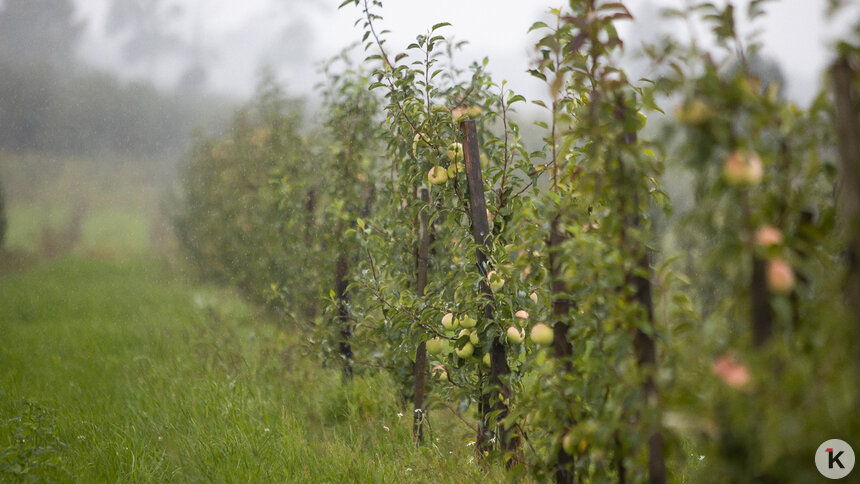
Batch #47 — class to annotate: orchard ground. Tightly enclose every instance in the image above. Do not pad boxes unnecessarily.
[0,255,502,482]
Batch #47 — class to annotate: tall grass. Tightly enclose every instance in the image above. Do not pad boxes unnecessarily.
[0,258,502,482]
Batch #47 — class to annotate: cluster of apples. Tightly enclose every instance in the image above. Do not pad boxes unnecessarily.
[426,294,555,370]
[426,142,489,186]
[723,149,763,187]
[754,224,795,294]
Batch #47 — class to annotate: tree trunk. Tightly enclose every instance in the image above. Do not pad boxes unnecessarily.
[335,253,352,380]
[549,215,575,483]
[413,187,431,443]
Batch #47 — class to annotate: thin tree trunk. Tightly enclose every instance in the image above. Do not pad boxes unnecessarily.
[413,188,431,443]
[335,250,352,380]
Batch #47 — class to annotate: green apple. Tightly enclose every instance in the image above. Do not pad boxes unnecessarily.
[458,328,478,346]
[447,162,464,179]
[459,315,477,329]
[445,142,463,162]
[483,353,491,367]
[480,152,488,169]
[426,337,444,355]
[487,270,504,292]
[441,312,457,330]
[455,342,474,358]
[674,99,710,125]
[562,431,575,455]
[506,326,524,344]
[412,132,427,157]
[530,323,554,346]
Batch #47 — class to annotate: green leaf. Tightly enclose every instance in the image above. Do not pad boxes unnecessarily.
[528,21,549,33]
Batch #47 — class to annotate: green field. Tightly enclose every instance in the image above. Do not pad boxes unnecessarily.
[0,258,497,482]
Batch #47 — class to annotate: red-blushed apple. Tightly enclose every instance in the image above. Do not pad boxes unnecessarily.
[445,142,463,162]
[755,225,783,247]
[515,310,529,319]
[723,149,763,187]
[767,258,795,294]
[428,166,448,185]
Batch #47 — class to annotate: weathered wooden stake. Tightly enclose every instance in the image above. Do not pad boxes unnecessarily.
[460,120,518,457]
[549,215,575,484]
[832,57,860,323]
[616,98,665,484]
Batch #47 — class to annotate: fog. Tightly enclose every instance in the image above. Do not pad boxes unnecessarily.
[0,0,858,258]
[71,0,860,105]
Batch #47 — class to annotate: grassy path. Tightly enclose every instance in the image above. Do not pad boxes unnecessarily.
[0,258,491,483]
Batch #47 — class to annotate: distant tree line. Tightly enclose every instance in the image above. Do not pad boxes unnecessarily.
[0,0,226,157]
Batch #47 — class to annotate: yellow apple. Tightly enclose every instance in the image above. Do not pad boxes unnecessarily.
[562,431,575,455]
[441,312,457,331]
[506,326,525,344]
[426,337,444,355]
[487,270,505,292]
[459,315,477,329]
[530,323,554,346]
[455,342,474,358]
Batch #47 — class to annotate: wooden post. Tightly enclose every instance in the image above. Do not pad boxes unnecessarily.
[616,98,665,484]
[831,57,860,323]
[750,255,774,346]
[0,176,6,248]
[460,120,517,457]
[413,188,431,443]
[549,215,575,484]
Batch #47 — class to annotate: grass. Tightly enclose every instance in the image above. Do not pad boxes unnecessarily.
[0,257,500,482]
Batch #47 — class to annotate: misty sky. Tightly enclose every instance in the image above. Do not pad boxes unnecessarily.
[73,0,859,106]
